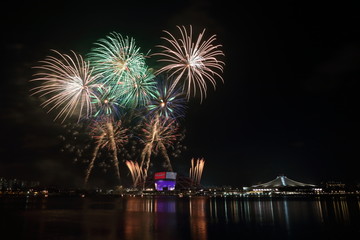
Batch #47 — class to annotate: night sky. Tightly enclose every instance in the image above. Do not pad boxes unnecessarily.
[1,1,359,188]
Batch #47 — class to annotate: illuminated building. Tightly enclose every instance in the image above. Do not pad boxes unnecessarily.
[0,177,40,191]
[321,181,349,194]
[244,175,318,194]
[154,172,177,191]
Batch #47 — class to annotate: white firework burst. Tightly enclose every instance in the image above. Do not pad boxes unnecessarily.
[155,25,225,102]
[30,50,103,123]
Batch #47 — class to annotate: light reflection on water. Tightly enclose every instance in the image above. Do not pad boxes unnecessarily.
[1,195,359,240]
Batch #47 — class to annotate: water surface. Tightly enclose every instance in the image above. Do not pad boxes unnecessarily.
[1,195,359,240]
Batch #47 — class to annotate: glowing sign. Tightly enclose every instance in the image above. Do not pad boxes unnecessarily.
[154,172,177,180]
[166,172,177,180]
[154,172,166,180]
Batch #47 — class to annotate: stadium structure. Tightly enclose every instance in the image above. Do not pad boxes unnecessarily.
[244,175,319,194]
[137,172,194,191]
[133,159,204,191]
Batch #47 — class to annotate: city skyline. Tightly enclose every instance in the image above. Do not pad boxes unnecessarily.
[1,1,359,188]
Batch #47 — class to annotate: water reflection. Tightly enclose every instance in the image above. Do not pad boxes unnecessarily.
[189,197,208,240]
[121,196,178,239]
[332,197,350,223]
[82,206,119,239]
[1,195,359,240]
[122,197,154,240]
[207,196,359,232]
[314,197,325,223]
[155,197,176,213]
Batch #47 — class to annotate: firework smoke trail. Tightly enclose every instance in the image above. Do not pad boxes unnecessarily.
[30,50,103,123]
[85,118,128,185]
[189,158,205,186]
[155,25,225,102]
[125,160,146,187]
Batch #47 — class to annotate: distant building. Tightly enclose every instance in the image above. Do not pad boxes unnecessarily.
[321,181,348,194]
[244,175,319,194]
[0,177,40,191]
[154,172,177,191]
[324,181,345,188]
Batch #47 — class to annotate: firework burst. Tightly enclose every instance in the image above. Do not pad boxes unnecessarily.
[31,50,103,122]
[87,32,147,94]
[92,89,124,119]
[155,25,225,102]
[147,75,187,119]
[30,26,225,188]
[118,67,158,108]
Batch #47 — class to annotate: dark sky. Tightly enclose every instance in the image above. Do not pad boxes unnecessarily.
[1,1,359,188]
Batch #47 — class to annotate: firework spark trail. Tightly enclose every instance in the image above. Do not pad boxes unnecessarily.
[155,116,179,172]
[126,160,146,187]
[135,122,156,187]
[85,132,106,184]
[155,25,225,102]
[159,142,173,171]
[189,158,205,186]
[125,160,137,185]
[30,50,103,123]
[140,144,154,189]
[145,115,177,171]
[86,118,128,185]
[106,121,121,181]
[197,159,205,185]
[135,115,178,187]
